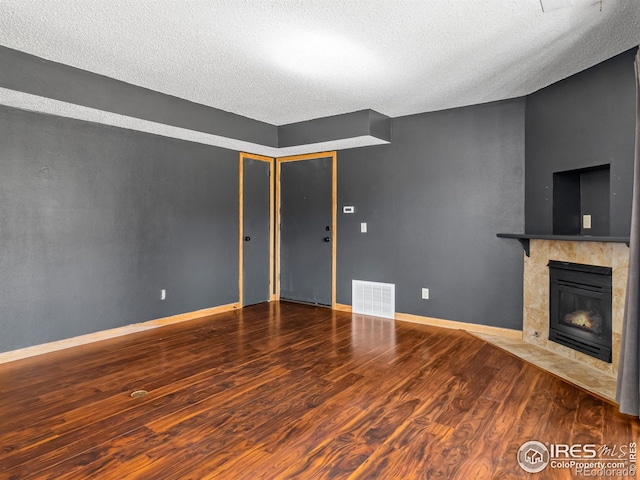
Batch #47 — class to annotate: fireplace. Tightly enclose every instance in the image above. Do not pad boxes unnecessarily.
[548,261,612,363]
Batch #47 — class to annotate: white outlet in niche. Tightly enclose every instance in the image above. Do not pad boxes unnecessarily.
[583,214,592,229]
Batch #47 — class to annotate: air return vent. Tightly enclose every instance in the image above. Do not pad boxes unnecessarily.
[352,280,395,319]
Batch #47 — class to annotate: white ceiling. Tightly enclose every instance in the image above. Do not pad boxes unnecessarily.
[0,0,639,126]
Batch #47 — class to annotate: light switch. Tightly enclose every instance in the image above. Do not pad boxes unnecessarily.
[343,206,355,214]
[360,222,367,233]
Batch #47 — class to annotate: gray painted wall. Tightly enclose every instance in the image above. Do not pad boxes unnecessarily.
[337,99,525,330]
[0,105,239,353]
[525,48,637,236]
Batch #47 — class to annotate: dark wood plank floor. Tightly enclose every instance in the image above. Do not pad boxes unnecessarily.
[0,302,637,479]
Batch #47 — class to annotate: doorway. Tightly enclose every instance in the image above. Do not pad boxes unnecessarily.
[239,153,274,307]
[276,152,336,307]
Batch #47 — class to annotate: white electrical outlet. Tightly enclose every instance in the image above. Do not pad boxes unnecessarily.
[422,288,429,300]
[161,289,166,300]
[360,222,367,233]
[583,214,592,229]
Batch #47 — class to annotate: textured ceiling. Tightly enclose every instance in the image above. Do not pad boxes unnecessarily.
[0,0,639,126]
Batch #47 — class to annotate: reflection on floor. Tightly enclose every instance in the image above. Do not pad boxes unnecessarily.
[471,332,617,403]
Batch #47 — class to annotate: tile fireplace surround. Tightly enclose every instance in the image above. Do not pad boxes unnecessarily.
[523,239,629,377]
[475,239,629,402]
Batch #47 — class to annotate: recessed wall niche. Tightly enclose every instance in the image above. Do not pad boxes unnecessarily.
[552,164,610,236]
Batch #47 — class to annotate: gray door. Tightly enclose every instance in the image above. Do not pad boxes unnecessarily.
[242,157,271,306]
[280,156,333,305]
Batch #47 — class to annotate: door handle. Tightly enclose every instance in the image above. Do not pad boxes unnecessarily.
[244,236,251,241]
[324,237,331,242]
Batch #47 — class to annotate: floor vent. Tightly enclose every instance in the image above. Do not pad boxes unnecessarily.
[352,280,395,319]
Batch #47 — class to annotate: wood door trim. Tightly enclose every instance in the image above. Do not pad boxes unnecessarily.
[277,152,335,163]
[239,152,274,307]
[275,151,337,307]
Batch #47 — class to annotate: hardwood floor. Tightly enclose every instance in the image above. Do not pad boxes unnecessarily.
[0,302,637,479]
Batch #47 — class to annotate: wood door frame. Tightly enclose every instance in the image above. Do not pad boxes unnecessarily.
[239,152,275,307]
[276,151,337,308]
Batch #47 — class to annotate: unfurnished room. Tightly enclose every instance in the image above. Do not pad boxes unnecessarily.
[1,1,640,478]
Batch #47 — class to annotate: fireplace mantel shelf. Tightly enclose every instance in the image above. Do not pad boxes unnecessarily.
[497,233,630,257]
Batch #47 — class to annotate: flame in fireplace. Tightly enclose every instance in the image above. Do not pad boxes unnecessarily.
[563,310,602,334]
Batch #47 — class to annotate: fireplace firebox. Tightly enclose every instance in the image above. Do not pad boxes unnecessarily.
[548,261,612,363]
